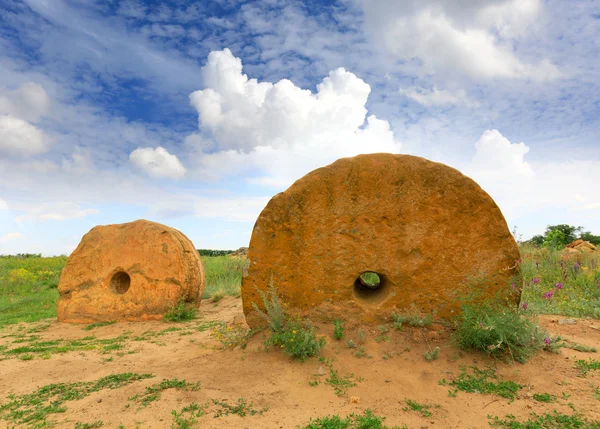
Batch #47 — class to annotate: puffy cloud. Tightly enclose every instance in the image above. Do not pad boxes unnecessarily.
[129,146,187,179]
[472,129,533,179]
[400,86,478,107]
[15,202,99,222]
[188,49,400,187]
[361,0,559,80]
[0,232,24,243]
[0,82,50,123]
[0,115,49,156]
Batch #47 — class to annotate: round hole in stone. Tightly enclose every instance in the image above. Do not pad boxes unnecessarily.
[353,271,390,305]
[110,271,131,294]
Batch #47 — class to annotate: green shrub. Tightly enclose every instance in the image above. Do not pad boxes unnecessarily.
[163,299,197,322]
[255,285,325,361]
[333,320,344,340]
[453,302,547,363]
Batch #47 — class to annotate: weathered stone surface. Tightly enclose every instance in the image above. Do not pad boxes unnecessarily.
[58,219,205,323]
[242,153,521,327]
[566,239,596,252]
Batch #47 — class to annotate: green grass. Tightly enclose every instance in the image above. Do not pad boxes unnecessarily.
[575,358,600,377]
[82,321,116,331]
[74,421,104,429]
[299,409,404,429]
[488,410,600,428]
[0,255,66,328]
[163,299,197,322]
[532,392,556,403]
[171,403,205,428]
[402,399,438,417]
[202,256,246,299]
[129,379,201,408]
[519,244,600,318]
[321,358,360,397]
[447,367,521,401]
[391,310,432,328]
[333,320,344,340]
[0,373,153,427]
[211,397,267,417]
[0,255,245,329]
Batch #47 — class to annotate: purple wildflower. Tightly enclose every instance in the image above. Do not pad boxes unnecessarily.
[511,283,519,292]
[544,337,551,345]
[554,282,563,290]
[542,290,554,300]
[532,278,540,285]
[521,303,528,310]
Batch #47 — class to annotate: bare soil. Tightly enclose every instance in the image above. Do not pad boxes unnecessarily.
[1,297,600,428]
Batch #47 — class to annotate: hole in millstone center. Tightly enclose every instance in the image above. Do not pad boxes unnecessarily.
[110,271,131,294]
[353,271,390,305]
[358,272,381,289]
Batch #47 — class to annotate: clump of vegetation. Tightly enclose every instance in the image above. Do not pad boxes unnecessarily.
[129,378,201,408]
[163,299,197,322]
[321,358,360,397]
[82,321,116,331]
[171,403,205,429]
[402,399,438,417]
[448,367,521,401]
[575,358,600,377]
[0,373,153,427]
[453,300,548,363]
[391,310,432,328]
[254,286,325,361]
[202,256,247,298]
[212,397,267,417]
[74,421,104,429]
[211,324,253,349]
[300,409,403,429]
[532,392,556,403]
[424,346,440,362]
[333,320,344,340]
[488,410,600,428]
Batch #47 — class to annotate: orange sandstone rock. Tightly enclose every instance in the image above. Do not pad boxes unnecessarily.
[241,153,521,327]
[58,219,204,323]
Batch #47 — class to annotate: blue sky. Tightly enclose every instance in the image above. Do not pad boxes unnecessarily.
[0,0,599,255]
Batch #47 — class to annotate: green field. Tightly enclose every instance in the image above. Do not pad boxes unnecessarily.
[0,255,246,329]
[1,246,599,329]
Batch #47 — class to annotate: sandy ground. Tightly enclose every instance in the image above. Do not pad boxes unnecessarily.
[1,297,600,429]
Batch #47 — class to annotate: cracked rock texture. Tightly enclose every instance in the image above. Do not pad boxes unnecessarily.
[242,153,521,327]
[58,219,204,323]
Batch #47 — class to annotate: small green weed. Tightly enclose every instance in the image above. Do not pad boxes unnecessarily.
[392,311,432,327]
[488,410,600,428]
[211,324,253,349]
[299,409,403,429]
[212,397,267,417]
[532,392,556,403]
[74,421,104,429]
[129,379,201,408]
[171,403,205,429]
[322,359,360,397]
[449,367,521,401]
[424,347,440,362]
[82,321,116,331]
[163,299,197,322]
[402,399,438,417]
[333,320,344,340]
[576,358,600,377]
[256,286,325,361]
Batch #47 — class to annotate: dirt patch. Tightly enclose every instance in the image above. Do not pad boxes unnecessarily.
[1,297,600,428]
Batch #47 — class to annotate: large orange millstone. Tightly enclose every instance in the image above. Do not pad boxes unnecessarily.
[57,219,205,323]
[242,153,521,327]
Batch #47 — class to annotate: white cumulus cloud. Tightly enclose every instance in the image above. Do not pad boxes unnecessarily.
[0,82,51,122]
[0,115,49,157]
[472,129,533,179]
[15,202,99,222]
[129,146,187,179]
[361,0,559,80]
[188,48,401,187]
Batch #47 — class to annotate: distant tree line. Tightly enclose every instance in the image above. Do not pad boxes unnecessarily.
[197,249,235,257]
[525,224,600,248]
[0,253,43,259]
